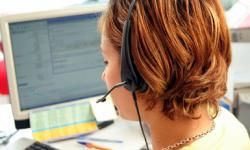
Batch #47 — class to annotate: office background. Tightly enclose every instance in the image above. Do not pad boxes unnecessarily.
[0,0,250,149]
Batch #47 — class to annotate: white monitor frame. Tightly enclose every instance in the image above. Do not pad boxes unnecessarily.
[0,4,106,122]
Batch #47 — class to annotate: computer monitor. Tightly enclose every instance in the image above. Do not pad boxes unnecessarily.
[0,4,107,129]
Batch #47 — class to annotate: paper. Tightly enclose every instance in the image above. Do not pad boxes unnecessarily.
[30,101,98,142]
[90,96,117,122]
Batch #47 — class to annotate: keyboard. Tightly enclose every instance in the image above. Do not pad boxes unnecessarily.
[6,138,58,150]
[25,141,58,150]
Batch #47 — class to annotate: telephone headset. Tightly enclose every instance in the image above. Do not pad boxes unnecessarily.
[120,0,147,92]
[97,0,147,103]
[97,0,150,149]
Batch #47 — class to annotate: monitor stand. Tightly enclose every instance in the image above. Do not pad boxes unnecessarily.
[15,119,30,129]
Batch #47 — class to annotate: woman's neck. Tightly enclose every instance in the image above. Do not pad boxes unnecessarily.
[144,104,213,150]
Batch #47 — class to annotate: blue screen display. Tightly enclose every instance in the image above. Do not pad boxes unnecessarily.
[9,13,106,110]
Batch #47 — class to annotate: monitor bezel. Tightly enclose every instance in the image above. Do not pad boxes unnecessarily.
[0,4,106,124]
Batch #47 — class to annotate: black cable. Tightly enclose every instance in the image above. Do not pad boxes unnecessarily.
[132,91,149,150]
[1,130,18,145]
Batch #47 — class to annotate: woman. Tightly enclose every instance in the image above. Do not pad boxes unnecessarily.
[99,0,250,149]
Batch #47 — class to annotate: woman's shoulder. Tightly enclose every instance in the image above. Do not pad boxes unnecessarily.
[182,107,250,150]
[213,107,250,149]
[215,107,248,134]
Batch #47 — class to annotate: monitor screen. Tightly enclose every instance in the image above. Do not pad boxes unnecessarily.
[0,5,106,129]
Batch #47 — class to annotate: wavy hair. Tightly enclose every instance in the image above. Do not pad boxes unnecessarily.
[99,0,231,119]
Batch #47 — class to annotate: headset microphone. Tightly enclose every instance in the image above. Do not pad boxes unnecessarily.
[96,81,127,103]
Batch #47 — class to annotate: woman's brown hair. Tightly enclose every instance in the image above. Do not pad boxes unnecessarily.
[99,0,231,119]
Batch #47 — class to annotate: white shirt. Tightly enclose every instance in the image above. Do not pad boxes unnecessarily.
[182,107,250,150]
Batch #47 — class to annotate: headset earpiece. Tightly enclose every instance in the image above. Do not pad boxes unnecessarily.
[120,15,147,92]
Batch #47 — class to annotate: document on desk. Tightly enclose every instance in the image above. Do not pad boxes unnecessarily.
[90,96,117,122]
[30,101,98,142]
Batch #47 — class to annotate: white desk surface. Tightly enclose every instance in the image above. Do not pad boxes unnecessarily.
[0,103,149,150]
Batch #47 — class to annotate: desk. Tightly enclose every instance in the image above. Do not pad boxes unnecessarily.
[0,104,149,150]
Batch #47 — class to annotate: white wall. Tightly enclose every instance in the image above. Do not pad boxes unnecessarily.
[231,43,250,86]
[0,0,86,15]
